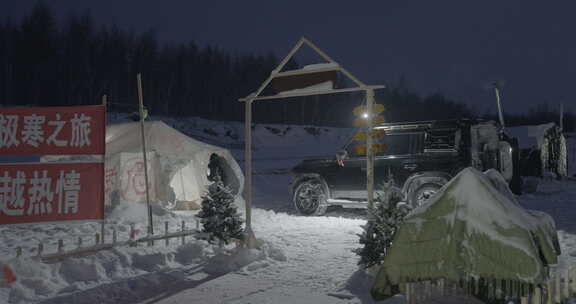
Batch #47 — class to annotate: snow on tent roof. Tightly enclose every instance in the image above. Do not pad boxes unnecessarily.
[106,120,226,158]
[105,121,243,207]
[372,167,558,301]
[506,123,556,149]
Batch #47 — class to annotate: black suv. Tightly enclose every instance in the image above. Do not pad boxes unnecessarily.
[289,119,521,215]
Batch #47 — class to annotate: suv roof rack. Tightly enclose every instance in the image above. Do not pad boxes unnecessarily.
[375,118,485,130]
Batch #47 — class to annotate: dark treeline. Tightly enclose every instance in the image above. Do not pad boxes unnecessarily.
[1,2,573,130]
[0,2,278,122]
[0,2,477,126]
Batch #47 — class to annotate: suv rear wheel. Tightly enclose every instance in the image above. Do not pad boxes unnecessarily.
[293,179,328,216]
[409,183,441,208]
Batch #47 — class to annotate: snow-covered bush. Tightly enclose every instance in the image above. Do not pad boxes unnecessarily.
[196,180,243,246]
[355,180,411,268]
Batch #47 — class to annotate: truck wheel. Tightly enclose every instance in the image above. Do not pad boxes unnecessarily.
[293,179,328,216]
[409,183,441,208]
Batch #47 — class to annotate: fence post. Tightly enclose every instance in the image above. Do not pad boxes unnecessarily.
[16,247,22,258]
[181,221,185,245]
[568,267,576,296]
[57,239,64,253]
[101,221,105,244]
[561,270,567,302]
[196,218,200,230]
[112,229,117,244]
[424,280,431,301]
[555,270,561,304]
[439,278,445,296]
[78,237,82,248]
[95,233,100,245]
[130,224,135,241]
[533,285,542,304]
[37,242,43,257]
[565,268,572,301]
[165,221,169,246]
[406,283,412,304]
[546,279,553,304]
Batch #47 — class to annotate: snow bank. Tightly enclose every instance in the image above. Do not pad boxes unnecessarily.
[1,244,188,302]
[204,248,265,276]
[0,232,289,303]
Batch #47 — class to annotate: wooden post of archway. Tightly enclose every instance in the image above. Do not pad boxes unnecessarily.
[239,37,385,248]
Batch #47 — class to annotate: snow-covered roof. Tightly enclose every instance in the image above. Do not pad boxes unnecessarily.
[302,62,339,70]
[277,81,334,95]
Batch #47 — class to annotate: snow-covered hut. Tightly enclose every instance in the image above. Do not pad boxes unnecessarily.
[506,123,567,178]
[104,121,243,209]
[371,167,559,301]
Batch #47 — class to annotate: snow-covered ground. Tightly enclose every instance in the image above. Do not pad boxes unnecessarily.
[1,116,575,304]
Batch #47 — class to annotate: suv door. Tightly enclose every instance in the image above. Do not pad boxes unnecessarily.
[326,154,366,199]
[373,132,426,188]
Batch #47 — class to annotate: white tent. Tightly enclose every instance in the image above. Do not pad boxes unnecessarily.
[104,121,243,209]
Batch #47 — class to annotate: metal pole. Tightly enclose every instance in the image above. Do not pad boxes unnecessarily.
[244,99,256,248]
[101,94,107,242]
[366,88,375,210]
[493,85,505,129]
[137,74,153,236]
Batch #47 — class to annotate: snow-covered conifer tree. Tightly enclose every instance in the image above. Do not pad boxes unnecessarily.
[196,180,243,245]
[355,178,411,268]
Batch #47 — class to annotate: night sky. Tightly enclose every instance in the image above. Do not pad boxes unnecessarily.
[2,1,575,114]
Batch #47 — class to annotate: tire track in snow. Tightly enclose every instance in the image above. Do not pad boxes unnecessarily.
[247,209,365,294]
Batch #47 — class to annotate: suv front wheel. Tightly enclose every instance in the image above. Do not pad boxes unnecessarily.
[409,183,442,208]
[293,179,328,216]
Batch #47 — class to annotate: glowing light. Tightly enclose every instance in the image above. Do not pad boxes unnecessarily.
[362,113,369,119]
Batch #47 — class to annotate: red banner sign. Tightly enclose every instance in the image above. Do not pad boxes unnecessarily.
[0,162,104,225]
[0,105,105,155]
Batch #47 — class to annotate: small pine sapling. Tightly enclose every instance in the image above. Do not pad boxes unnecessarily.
[355,176,412,268]
[196,178,243,246]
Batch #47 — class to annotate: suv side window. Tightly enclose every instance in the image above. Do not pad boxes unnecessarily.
[424,129,460,152]
[377,132,424,156]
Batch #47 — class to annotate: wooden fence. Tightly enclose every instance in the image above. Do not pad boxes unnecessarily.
[13,220,206,263]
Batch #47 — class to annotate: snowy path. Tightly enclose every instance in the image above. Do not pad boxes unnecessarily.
[250,209,365,293]
[517,178,576,271]
[146,209,366,304]
[518,179,576,234]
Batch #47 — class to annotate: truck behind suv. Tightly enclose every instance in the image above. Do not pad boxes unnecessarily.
[290,119,521,215]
